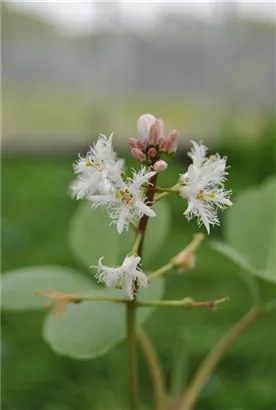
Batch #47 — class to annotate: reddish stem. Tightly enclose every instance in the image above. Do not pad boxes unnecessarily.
[137,173,158,256]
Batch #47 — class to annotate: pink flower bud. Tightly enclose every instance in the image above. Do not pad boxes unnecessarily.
[131,148,146,162]
[147,147,157,157]
[158,137,165,146]
[159,138,170,152]
[137,139,148,151]
[167,129,179,153]
[128,138,138,149]
[153,160,168,173]
[137,114,156,139]
[155,119,164,138]
[149,125,159,145]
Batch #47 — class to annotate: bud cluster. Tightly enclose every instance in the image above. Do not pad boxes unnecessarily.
[128,114,179,171]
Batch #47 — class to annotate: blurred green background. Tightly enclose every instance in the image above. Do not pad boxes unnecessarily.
[1,2,276,410]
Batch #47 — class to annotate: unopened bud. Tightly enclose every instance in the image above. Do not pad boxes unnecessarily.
[172,250,195,273]
[137,114,156,139]
[168,130,179,154]
[153,160,168,173]
[149,125,159,145]
[172,233,205,273]
[159,138,170,152]
[131,148,146,162]
[148,147,157,158]
[155,119,164,138]
[128,138,138,149]
[137,139,148,151]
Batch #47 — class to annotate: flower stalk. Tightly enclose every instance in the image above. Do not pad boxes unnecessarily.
[177,307,263,410]
[138,329,168,410]
[137,297,229,309]
[127,171,159,410]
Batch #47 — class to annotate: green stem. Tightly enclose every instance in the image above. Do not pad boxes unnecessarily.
[177,307,263,410]
[154,191,171,203]
[154,184,179,203]
[138,329,168,410]
[137,297,229,309]
[127,300,139,410]
[152,187,180,194]
[37,292,127,305]
[132,231,143,255]
[148,263,174,282]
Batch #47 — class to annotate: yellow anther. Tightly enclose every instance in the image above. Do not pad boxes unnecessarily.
[120,189,133,204]
[209,193,215,199]
[197,189,205,201]
[209,155,217,161]
[115,276,124,290]
[85,160,93,167]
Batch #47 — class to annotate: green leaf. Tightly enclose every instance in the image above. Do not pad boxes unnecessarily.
[43,278,164,360]
[1,266,92,310]
[212,177,276,284]
[69,201,119,268]
[226,177,276,273]
[118,200,171,265]
[210,241,262,303]
[69,200,171,268]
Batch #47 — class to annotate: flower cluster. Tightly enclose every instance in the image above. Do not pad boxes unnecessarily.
[94,255,147,300]
[129,114,179,171]
[70,115,233,299]
[179,141,232,234]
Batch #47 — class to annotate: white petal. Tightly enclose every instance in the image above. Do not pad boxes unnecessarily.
[137,200,156,217]
[117,208,128,234]
[123,255,141,271]
[197,206,210,234]
[187,165,198,189]
[179,186,192,200]
[132,170,156,190]
[188,140,208,168]
[135,270,148,288]
[184,200,195,218]
[87,194,115,203]
[124,276,134,300]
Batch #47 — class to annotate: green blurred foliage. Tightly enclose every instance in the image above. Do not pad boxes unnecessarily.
[2,123,276,410]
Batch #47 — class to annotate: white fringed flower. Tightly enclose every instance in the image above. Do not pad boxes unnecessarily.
[179,164,232,234]
[94,255,147,300]
[188,140,208,169]
[88,168,156,234]
[70,134,123,199]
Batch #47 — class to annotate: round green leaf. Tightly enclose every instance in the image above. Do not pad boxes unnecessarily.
[119,201,171,266]
[1,266,92,310]
[211,176,276,284]
[43,278,164,360]
[69,200,170,268]
[68,201,119,267]
[227,177,276,274]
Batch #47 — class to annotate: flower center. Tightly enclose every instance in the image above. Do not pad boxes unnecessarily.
[197,189,216,200]
[85,160,103,171]
[197,189,205,200]
[115,189,133,204]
